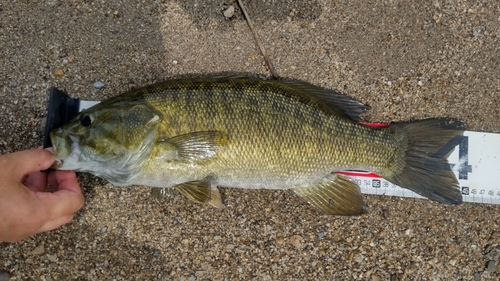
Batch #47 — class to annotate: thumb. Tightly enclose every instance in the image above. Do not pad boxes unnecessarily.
[4,149,54,178]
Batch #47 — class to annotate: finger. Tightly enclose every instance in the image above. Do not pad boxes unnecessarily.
[48,170,80,193]
[24,171,48,192]
[35,183,85,220]
[4,149,54,179]
[37,214,75,233]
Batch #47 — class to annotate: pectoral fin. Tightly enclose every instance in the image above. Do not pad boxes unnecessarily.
[164,131,228,162]
[291,174,367,216]
[174,180,224,208]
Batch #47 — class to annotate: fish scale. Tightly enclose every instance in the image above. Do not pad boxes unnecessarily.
[51,77,465,215]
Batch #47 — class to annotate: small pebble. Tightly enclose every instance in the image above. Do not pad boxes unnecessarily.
[275,236,284,246]
[0,270,11,281]
[31,245,45,255]
[93,81,104,89]
[47,254,57,262]
[473,271,482,280]
[371,274,382,281]
[8,79,19,87]
[225,244,235,251]
[317,231,326,240]
[53,68,64,78]
[290,235,303,250]
[188,273,197,281]
[354,253,363,263]
[223,5,234,18]
[486,260,496,273]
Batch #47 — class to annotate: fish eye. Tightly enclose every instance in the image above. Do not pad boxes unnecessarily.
[81,114,92,127]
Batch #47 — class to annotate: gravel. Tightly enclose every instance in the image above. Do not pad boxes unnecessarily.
[223,5,235,19]
[93,81,105,89]
[1,0,500,280]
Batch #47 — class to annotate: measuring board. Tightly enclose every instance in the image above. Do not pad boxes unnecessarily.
[44,87,500,205]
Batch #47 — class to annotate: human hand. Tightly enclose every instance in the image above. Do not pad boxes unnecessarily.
[0,148,85,242]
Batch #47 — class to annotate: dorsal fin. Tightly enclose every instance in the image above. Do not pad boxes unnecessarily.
[275,80,370,121]
[135,76,370,121]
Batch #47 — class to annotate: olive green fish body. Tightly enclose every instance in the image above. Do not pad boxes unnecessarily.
[50,77,465,215]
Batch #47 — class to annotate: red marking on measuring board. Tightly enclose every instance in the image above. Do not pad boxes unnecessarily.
[336,171,382,178]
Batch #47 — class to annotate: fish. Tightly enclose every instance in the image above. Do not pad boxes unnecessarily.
[50,76,466,215]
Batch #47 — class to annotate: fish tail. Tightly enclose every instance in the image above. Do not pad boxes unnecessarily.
[383,118,466,204]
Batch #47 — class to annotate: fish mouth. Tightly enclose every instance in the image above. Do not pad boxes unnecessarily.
[50,159,63,169]
[49,128,79,170]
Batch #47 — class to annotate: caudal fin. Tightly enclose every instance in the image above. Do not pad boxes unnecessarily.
[385,118,466,204]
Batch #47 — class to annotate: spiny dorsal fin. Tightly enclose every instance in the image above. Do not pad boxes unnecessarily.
[161,76,370,121]
[276,80,370,121]
[291,174,368,216]
[165,131,228,161]
[143,76,369,121]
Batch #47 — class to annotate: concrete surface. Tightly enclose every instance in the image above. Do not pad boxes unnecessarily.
[0,0,499,280]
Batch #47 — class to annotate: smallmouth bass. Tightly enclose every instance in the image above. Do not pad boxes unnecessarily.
[50,77,465,215]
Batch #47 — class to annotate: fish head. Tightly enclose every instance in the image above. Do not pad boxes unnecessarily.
[50,103,162,185]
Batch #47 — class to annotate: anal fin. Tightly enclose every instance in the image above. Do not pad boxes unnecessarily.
[209,186,224,209]
[174,179,224,208]
[175,180,212,204]
[291,174,367,216]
